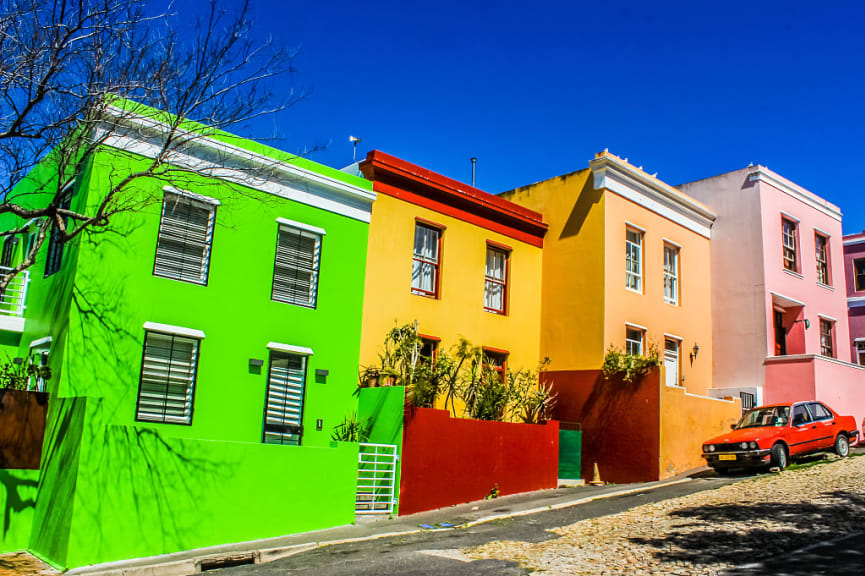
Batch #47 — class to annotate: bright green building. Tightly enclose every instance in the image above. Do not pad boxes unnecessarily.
[0,103,376,568]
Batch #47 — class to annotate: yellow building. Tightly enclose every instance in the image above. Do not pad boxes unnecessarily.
[502,151,740,482]
[358,150,547,378]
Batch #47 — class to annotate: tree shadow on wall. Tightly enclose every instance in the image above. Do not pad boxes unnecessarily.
[0,469,37,539]
[629,489,865,575]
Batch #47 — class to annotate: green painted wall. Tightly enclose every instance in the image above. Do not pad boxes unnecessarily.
[357,386,404,515]
[0,129,374,567]
[0,469,39,553]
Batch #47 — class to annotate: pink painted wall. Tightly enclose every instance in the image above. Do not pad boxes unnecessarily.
[763,357,817,405]
[814,359,865,439]
[843,235,865,362]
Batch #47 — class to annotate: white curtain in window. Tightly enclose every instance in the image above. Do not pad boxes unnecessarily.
[484,248,506,311]
[412,225,439,294]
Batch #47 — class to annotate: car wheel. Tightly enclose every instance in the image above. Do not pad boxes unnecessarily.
[771,443,788,470]
[835,434,850,458]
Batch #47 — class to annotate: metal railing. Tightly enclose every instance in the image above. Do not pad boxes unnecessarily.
[355,443,398,515]
[0,267,29,317]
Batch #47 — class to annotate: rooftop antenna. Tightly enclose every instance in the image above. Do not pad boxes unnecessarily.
[349,136,362,162]
[471,157,478,187]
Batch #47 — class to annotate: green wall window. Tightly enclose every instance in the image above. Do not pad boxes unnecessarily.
[44,189,72,277]
[263,352,307,445]
[1,236,18,268]
[153,192,217,285]
[272,225,321,308]
[136,331,200,424]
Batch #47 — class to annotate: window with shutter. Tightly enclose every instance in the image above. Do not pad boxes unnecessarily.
[262,352,307,445]
[271,225,321,307]
[44,189,72,278]
[153,192,216,285]
[136,331,199,424]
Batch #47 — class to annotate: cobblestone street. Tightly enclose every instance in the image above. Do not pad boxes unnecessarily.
[466,455,865,575]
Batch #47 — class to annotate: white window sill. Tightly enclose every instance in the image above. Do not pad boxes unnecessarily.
[817,282,834,291]
[625,286,643,295]
[782,268,804,280]
[664,299,679,306]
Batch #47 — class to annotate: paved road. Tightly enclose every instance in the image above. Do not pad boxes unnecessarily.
[221,476,743,576]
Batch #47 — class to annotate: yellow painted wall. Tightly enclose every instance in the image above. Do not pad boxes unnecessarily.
[603,193,715,395]
[359,192,543,375]
[501,169,606,371]
[660,386,741,478]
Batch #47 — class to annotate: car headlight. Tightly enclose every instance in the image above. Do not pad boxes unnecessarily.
[705,444,715,452]
[739,442,749,450]
[749,441,758,450]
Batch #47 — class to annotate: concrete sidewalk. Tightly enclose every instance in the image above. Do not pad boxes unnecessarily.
[61,473,698,576]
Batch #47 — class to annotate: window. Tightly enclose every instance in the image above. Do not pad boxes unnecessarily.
[483,348,508,382]
[808,402,832,421]
[663,338,680,387]
[857,342,865,365]
[1,236,18,268]
[625,327,644,356]
[44,189,72,277]
[855,259,865,292]
[272,225,322,308]
[28,340,50,392]
[484,245,509,314]
[262,352,307,445]
[625,228,642,292]
[153,192,216,285]
[136,331,200,424]
[663,244,679,305]
[815,234,830,285]
[781,218,798,273]
[412,223,441,297]
[819,319,834,358]
[740,392,756,414]
[419,337,439,363]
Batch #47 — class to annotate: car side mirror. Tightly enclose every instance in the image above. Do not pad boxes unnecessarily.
[730,424,736,430]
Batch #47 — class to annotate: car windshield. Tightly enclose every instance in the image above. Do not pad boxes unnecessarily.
[736,406,790,429]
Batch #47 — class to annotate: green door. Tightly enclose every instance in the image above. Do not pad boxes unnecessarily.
[558,422,582,480]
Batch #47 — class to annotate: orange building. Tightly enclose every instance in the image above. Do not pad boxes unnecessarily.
[503,151,740,482]
[357,151,547,386]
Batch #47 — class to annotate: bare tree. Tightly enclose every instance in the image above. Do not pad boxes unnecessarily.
[0,0,300,288]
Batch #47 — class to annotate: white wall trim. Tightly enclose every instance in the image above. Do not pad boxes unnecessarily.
[591,154,715,239]
[662,238,683,249]
[163,186,221,206]
[818,313,838,323]
[848,296,865,308]
[748,167,842,222]
[625,221,647,234]
[143,322,205,340]
[29,336,52,348]
[814,227,832,238]
[770,291,807,308]
[276,218,327,236]
[95,106,376,223]
[0,316,25,333]
[663,332,684,342]
[779,211,800,223]
[625,321,648,332]
[842,237,865,247]
[683,391,737,404]
[763,353,865,371]
[267,342,314,356]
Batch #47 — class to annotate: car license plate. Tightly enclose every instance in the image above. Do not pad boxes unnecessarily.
[718,455,736,461]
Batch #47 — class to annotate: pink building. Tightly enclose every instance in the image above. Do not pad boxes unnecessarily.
[679,166,865,431]
[843,231,865,365]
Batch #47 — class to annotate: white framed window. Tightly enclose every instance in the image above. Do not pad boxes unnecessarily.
[153,192,216,285]
[626,228,642,292]
[272,225,322,308]
[782,217,799,273]
[664,338,680,387]
[263,352,308,445]
[625,326,644,356]
[815,233,830,286]
[484,245,509,314]
[136,331,200,424]
[663,244,679,305]
[28,338,51,392]
[857,341,865,365]
[819,319,834,358]
[412,222,441,297]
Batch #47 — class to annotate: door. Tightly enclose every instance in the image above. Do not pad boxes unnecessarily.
[558,422,582,480]
[774,311,786,356]
[664,339,680,387]
[789,403,820,456]
[262,353,307,445]
[807,402,837,450]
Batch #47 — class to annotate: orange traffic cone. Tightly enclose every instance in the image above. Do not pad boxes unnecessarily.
[588,462,604,486]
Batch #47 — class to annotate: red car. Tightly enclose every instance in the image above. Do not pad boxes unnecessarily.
[702,401,860,473]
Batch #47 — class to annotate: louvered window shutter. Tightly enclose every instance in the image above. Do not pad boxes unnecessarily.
[262,353,307,445]
[272,226,321,307]
[154,193,216,284]
[136,332,199,424]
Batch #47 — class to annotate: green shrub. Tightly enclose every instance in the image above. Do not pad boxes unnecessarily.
[601,344,661,384]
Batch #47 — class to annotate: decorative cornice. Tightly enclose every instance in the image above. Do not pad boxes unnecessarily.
[747,167,842,222]
[96,105,376,223]
[589,152,716,239]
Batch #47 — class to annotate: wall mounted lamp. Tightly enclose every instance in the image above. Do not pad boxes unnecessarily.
[689,343,700,366]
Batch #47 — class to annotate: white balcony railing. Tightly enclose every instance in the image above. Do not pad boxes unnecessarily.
[0,267,29,317]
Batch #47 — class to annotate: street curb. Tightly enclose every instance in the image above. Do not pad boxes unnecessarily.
[65,477,695,576]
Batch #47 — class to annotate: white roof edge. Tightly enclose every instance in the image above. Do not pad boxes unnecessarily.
[267,342,314,356]
[747,167,842,222]
[29,336,52,348]
[276,218,326,236]
[143,321,205,339]
[163,186,221,206]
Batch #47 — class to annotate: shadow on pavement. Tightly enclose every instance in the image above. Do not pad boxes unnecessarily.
[630,490,865,575]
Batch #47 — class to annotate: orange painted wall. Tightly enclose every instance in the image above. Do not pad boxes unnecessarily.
[501,169,606,372]
[359,192,543,375]
[659,386,741,478]
[603,192,715,395]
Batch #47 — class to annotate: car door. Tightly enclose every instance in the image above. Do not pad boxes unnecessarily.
[807,402,836,451]
[788,403,820,456]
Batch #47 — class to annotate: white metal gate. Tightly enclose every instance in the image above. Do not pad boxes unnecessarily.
[356,443,398,515]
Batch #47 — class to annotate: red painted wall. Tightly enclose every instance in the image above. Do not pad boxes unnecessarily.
[398,408,558,516]
[545,369,661,483]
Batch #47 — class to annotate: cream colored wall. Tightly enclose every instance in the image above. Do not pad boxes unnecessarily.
[359,193,543,374]
[501,169,607,371]
[603,192,714,395]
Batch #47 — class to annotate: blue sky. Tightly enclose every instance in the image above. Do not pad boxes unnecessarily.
[220,1,864,233]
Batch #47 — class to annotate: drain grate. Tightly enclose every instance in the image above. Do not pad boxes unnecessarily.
[199,553,256,571]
